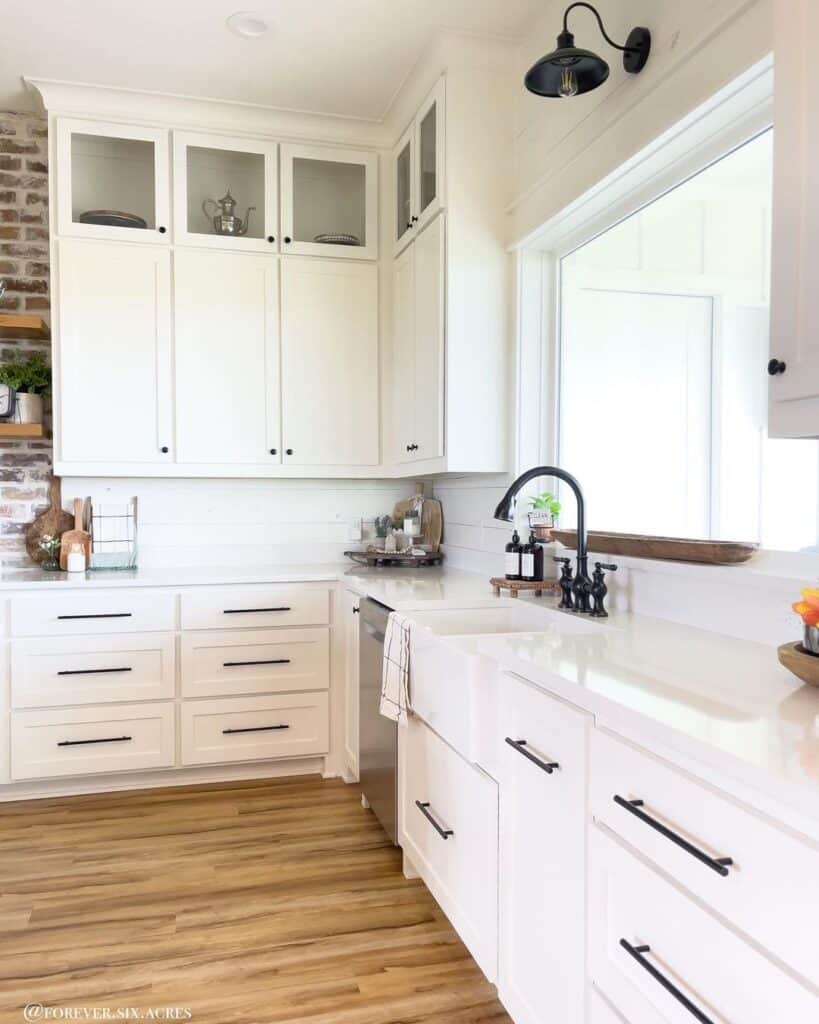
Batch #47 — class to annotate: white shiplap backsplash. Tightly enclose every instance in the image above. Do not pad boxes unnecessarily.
[61,478,413,568]
[433,475,519,576]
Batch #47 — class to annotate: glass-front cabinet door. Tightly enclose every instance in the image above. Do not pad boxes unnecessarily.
[280,144,378,260]
[56,119,170,243]
[392,123,415,257]
[173,132,278,252]
[414,78,445,234]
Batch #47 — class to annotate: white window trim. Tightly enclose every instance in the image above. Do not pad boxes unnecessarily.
[515,53,773,476]
[511,53,819,573]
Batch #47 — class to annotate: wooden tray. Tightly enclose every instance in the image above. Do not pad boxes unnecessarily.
[490,577,559,599]
[345,550,443,568]
[777,642,819,687]
[551,530,758,566]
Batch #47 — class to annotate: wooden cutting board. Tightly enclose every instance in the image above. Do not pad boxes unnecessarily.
[59,497,92,571]
[25,476,74,564]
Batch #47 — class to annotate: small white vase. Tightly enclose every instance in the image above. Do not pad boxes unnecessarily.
[14,393,43,425]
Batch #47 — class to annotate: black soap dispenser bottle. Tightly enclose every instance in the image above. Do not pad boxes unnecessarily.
[505,530,522,580]
[522,530,543,581]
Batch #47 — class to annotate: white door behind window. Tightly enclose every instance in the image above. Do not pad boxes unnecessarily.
[559,288,713,537]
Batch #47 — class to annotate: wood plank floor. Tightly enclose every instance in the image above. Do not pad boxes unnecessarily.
[0,775,511,1023]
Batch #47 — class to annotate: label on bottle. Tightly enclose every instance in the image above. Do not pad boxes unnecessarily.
[505,552,520,576]
[521,552,535,579]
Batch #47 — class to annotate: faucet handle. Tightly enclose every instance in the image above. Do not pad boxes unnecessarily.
[595,562,618,572]
[553,556,571,565]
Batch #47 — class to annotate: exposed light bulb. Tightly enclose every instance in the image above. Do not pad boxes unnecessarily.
[558,68,579,98]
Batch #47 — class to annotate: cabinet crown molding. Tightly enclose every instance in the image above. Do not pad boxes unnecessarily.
[24,76,387,149]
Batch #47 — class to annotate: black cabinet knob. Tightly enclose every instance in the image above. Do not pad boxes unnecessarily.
[768,358,787,376]
[284,236,292,244]
[286,448,293,456]
[269,448,277,455]
[160,446,169,454]
[267,235,275,243]
[411,216,419,224]
[406,222,413,231]
[158,226,167,234]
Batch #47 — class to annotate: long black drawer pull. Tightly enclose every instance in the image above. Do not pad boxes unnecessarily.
[223,607,291,615]
[415,801,454,840]
[505,737,559,774]
[222,658,291,668]
[57,613,133,620]
[613,795,733,876]
[58,735,132,747]
[222,724,290,735]
[57,667,133,677]
[619,939,715,1024]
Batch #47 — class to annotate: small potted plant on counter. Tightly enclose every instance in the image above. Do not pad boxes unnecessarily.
[0,352,50,423]
[0,352,50,424]
[528,492,561,541]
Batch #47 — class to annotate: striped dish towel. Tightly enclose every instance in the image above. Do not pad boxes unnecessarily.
[380,611,413,726]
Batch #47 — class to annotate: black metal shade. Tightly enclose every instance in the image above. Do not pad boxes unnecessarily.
[525,41,609,97]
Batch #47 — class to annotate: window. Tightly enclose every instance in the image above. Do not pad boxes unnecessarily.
[556,130,819,551]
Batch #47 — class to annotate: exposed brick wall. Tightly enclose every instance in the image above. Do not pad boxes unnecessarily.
[0,110,52,566]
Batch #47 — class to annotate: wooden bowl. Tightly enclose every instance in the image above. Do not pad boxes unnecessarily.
[777,642,819,687]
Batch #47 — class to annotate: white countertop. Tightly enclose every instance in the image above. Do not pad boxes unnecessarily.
[1,560,816,826]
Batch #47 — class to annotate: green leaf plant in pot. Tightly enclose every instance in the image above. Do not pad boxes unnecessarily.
[528,492,561,541]
[0,352,51,425]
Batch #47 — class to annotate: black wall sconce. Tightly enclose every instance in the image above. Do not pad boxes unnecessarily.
[525,2,651,98]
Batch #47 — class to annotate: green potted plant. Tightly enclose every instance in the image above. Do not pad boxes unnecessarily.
[528,492,561,540]
[0,352,51,425]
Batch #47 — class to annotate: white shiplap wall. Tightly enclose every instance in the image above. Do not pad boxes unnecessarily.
[62,478,412,568]
[433,475,520,576]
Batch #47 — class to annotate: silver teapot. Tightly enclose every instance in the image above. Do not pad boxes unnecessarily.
[202,188,255,236]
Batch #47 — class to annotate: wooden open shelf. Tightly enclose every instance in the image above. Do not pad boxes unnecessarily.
[0,423,45,439]
[0,313,50,341]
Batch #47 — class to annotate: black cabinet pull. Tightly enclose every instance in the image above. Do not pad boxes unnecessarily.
[160,446,169,454]
[269,448,277,455]
[284,236,292,244]
[222,658,290,668]
[415,800,453,839]
[222,724,289,735]
[286,448,294,455]
[613,795,733,876]
[505,737,559,774]
[57,613,132,621]
[223,606,291,615]
[267,235,275,243]
[58,735,132,747]
[352,606,359,614]
[767,358,786,376]
[619,939,715,1024]
[57,667,132,677]
[158,226,167,234]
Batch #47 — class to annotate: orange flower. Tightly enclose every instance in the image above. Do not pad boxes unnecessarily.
[793,599,819,626]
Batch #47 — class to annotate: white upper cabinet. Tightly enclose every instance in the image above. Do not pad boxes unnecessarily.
[172,132,279,253]
[56,119,170,244]
[770,0,819,437]
[391,78,445,256]
[280,258,379,466]
[280,144,378,260]
[393,213,445,464]
[174,249,280,464]
[56,239,173,466]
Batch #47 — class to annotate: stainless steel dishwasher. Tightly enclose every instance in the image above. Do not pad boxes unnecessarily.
[358,596,398,844]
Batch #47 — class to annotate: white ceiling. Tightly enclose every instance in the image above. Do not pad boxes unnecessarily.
[1,0,540,121]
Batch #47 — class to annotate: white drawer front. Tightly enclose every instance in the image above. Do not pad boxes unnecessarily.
[591,728,819,988]
[181,627,329,698]
[589,987,628,1024]
[590,827,818,1024]
[11,703,175,780]
[400,715,498,981]
[11,633,176,709]
[180,692,329,766]
[11,591,176,637]
[180,586,330,630]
